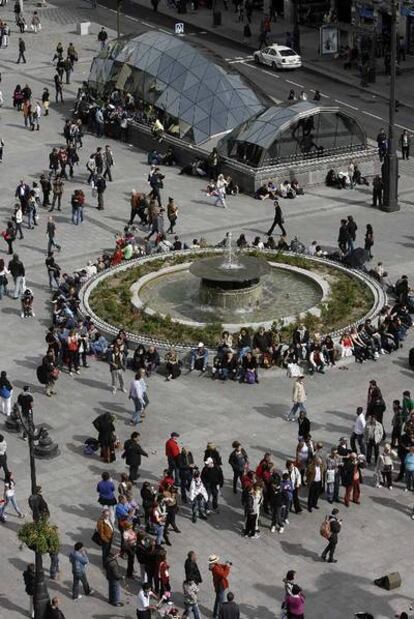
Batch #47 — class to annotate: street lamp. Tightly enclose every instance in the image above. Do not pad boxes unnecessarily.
[293,0,301,54]
[116,0,122,39]
[19,409,50,619]
[382,0,400,211]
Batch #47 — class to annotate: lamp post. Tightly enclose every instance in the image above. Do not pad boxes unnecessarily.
[382,0,400,211]
[116,0,122,39]
[293,0,301,54]
[19,410,50,619]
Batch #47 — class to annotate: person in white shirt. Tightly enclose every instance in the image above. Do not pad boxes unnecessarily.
[351,407,366,455]
[128,368,148,425]
[137,582,157,619]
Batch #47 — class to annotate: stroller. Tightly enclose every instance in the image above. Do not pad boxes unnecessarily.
[21,288,35,318]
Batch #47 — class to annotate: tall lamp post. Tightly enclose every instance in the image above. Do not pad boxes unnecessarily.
[20,410,50,619]
[382,0,400,211]
[293,0,301,54]
[116,0,122,39]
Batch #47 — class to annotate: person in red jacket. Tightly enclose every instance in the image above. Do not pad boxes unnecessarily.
[165,432,181,485]
[208,554,231,618]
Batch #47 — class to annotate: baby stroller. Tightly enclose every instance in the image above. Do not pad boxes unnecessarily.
[21,288,35,318]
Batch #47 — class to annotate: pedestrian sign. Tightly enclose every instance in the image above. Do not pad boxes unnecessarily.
[175,22,184,35]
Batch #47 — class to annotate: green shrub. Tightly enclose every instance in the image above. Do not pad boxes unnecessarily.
[18,520,60,555]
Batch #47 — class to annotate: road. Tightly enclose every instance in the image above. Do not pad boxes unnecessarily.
[62,0,414,142]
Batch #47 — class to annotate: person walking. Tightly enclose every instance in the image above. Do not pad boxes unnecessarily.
[0,471,25,521]
[46,216,61,253]
[209,555,231,619]
[23,563,35,619]
[0,434,10,477]
[2,222,16,255]
[45,252,61,290]
[184,551,202,584]
[321,508,342,563]
[45,596,66,619]
[96,508,114,564]
[287,376,307,422]
[214,175,228,208]
[267,200,286,236]
[103,145,114,181]
[68,542,94,600]
[136,582,157,619]
[104,551,124,607]
[183,579,201,619]
[50,175,64,212]
[166,197,178,234]
[128,369,148,425]
[285,584,305,618]
[13,203,24,240]
[8,253,25,298]
[17,37,26,63]
[42,88,50,116]
[343,453,364,507]
[219,591,240,619]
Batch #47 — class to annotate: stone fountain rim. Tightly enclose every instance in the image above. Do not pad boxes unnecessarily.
[189,254,271,283]
[79,248,387,352]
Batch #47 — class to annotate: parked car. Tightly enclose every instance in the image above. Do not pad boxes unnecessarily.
[253,44,302,70]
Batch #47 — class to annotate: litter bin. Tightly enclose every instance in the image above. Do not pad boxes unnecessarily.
[77,21,91,36]
[367,67,376,83]
[213,10,221,26]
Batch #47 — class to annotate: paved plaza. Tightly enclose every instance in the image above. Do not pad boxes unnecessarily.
[0,3,414,619]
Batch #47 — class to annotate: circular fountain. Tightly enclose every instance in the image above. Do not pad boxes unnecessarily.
[189,234,270,310]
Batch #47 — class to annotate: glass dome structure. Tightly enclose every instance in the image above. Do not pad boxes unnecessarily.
[217,101,367,167]
[88,31,266,145]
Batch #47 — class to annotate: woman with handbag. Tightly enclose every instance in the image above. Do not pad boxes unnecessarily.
[0,370,13,416]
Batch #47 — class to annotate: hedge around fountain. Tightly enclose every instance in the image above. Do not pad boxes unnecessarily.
[83,249,382,349]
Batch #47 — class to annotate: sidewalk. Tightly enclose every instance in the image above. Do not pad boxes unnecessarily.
[128,0,414,110]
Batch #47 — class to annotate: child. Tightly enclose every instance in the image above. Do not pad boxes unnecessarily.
[21,288,35,318]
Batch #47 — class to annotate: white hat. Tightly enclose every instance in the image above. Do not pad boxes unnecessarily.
[198,342,204,348]
[208,554,219,565]
[205,457,214,466]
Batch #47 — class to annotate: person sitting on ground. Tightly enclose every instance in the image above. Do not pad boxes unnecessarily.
[161,148,175,167]
[225,176,239,196]
[352,164,369,186]
[252,236,264,249]
[152,118,164,141]
[144,345,160,376]
[291,178,304,195]
[147,149,162,166]
[278,180,296,199]
[309,346,325,374]
[236,233,248,248]
[265,236,277,250]
[164,348,181,381]
[278,234,289,250]
[190,342,208,373]
[239,351,259,384]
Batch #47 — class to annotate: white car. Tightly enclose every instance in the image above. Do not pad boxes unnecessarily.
[253,44,302,70]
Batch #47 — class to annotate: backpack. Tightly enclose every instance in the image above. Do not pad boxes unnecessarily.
[246,368,256,384]
[320,516,331,539]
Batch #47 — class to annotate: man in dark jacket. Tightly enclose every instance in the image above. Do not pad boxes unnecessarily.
[95,175,106,210]
[267,200,286,236]
[228,442,248,494]
[45,597,66,619]
[321,508,342,563]
[23,563,35,618]
[104,552,124,606]
[337,219,350,254]
[123,432,148,483]
[17,37,26,63]
[201,457,224,511]
[219,592,240,619]
[8,253,25,299]
[184,551,202,584]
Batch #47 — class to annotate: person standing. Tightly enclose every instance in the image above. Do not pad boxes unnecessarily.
[103,145,114,181]
[96,508,114,565]
[219,591,240,619]
[68,542,94,600]
[287,376,307,422]
[364,414,383,465]
[372,175,383,207]
[136,582,157,619]
[124,432,148,483]
[42,88,50,116]
[346,215,357,252]
[8,253,25,298]
[337,219,350,254]
[95,175,106,210]
[54,73,63,103]
[14,203,24,240]
[98,27,108,49]
[17,37,26,63]
[109,344,125,393]
[45,596,66,619]
[201,457,224,512]
[306,456,325,512]
[165,432,181,484]
[23,563,35,619]
[0,434,9,477]
[267,200,286,236]
[228,441,248,494]
[343,453,363,507]
[350,407,366,455]
[50,175,64,212]
[17,385,33,440]
[400,129,410,160]
[285,584,305,618]
[364,224,374,260]
[0,370,13,416]
[209,555,231,619]
[104,551,124,607]
[321,508,342,563]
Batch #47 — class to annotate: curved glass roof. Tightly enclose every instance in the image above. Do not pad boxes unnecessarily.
[217,102,367,167]
[88,31,266,145]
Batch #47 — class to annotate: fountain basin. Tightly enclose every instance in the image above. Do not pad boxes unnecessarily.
[189,255,271,310]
